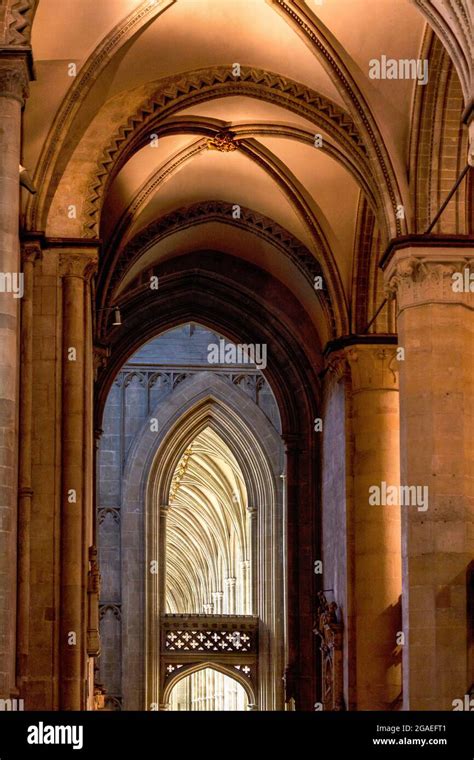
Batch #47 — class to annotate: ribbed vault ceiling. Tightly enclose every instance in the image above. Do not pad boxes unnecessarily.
[20,0,470,344]
[166,427,249,614]
[21,0,435,345]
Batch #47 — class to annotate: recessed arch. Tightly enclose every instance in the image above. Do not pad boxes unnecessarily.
[97,203,340,340]
[409,30,469,234]
[94,258,322,434]
[101,116,377,256]
[36,66,369,236]
[162,661,255,707]
[77,67,368,239]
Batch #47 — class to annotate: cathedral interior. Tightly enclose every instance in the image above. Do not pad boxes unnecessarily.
[0,0,472,713]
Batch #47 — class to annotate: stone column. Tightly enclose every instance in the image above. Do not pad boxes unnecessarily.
[159,504,169,612]
[247,506,257,614]
[212,591,223,614]
[16,241,41,690]
[224,577,236,614]
[383,237,474,710]
[344,342,402,710]
[240,560,251,614]
[0,54,29,698]
[59,249,98,710]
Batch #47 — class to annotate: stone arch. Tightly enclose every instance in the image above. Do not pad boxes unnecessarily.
[93,131,349,337]
[162,661,256,707]
[32,65,369,236]
[98,203,339,340]
[412,0,472,108]
[94,271,321,711]
[409,30,469,233]
[94,257,322,433]
[101,117,376,259]
[118,370,284,710]
[25,0,176,230]
[77,67,368,239]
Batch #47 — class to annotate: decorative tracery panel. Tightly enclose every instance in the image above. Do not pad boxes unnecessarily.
[160,614,259,704]
[165,628,255,654]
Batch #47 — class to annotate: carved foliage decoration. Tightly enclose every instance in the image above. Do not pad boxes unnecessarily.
[385,254,474,311]
[0,57,29,104]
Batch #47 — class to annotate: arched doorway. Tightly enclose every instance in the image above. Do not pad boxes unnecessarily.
[97,324,285,710]
[167,666,252,711]
[94,257,322,711]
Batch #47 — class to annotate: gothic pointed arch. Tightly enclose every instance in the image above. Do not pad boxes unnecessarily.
[162,661,256,707]
[118,369,284,710]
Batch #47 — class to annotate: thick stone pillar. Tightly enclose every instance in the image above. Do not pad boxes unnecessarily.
[0,54,29,698]
[383,237,474,710]
[344,342,401,710]
[59,249,97,710]
[16,241,41,690]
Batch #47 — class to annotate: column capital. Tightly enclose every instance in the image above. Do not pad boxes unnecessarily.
[59,249,98,281]
[381,237,474,312]
[324,349,349,384]
[20,240,41,266]
[0,55,29,105]
[344,343,399,393]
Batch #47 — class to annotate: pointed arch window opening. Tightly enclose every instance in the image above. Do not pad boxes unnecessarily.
[164,426,253,617]
[169,667,249,711]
